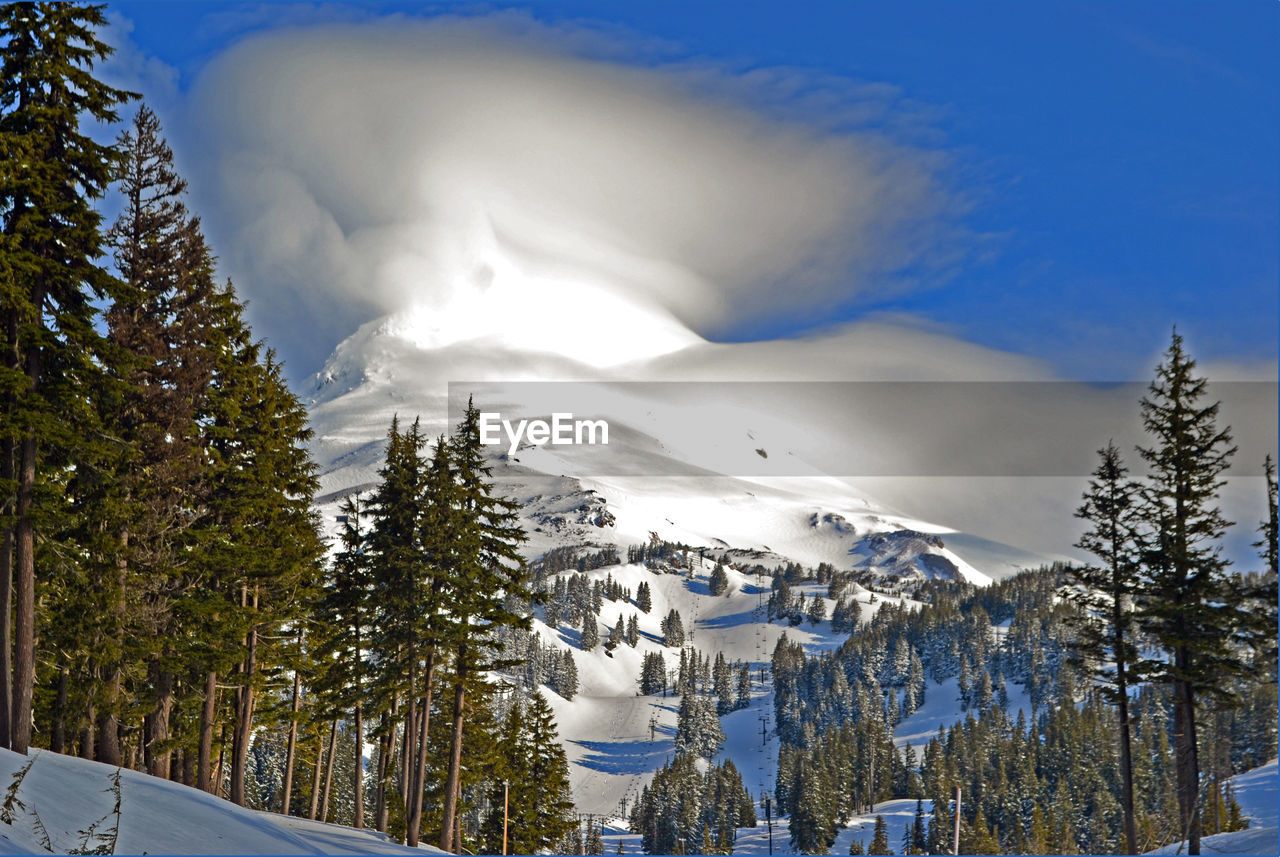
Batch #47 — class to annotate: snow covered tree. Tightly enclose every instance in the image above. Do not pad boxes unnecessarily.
[661,609,685,648]
[713,653,734,714]
[636,580,653,613]
[581,611,600,651]
[709,563,729,596]
[639,652,667,696]
[674,694,724,759]
[806,594,827,625]
[626,613,640,647]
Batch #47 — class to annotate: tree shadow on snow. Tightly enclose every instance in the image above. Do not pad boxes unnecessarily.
[572,738,676,775]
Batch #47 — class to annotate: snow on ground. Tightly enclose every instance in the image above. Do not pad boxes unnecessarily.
[538,561,871,821]
[893,675,1032,755]
[1146,827,1279,856]
[1145,759,1278,856]
[1229,757,1278,829]
[0,748,437,856]
[602,798,933,856]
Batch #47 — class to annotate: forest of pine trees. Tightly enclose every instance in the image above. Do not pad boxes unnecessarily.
[0,7,577,852]
[772,335,1278,855]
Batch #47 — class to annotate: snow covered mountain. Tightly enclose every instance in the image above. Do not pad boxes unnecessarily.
[305,305,1051,588]
[298,307,1065,825]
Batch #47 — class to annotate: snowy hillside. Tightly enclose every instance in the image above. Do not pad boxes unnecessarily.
[527,557,925,820]
[0,748,438,856]
[1145,759,1278,856]
[299,308,1047,834]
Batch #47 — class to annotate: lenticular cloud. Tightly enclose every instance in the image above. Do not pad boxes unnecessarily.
[185,13,964,375]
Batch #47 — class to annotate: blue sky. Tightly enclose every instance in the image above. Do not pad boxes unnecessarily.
[108,0,1278,382]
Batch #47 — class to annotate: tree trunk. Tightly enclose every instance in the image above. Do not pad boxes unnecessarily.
[1114,606,1137,856]
[0,519,12,751]
[147,663,174,778]
[0,310,17,750]
[401,660,416,811]
[215,721,229,796]
[375,711,391,832]
[12,382,38,754]
[182,746,195,787]
[198,670,217,791]
[51,664,68,753]
[80,704,95,760]
[97,527,129,766]
[321,718,339,822]
[308,731,325,821]
[406,650,435,847]
[439,642,468,852]
[96,671,123,766]
[1174,664,1202,855]
[353,700,364,829]
[282,642,303,815]
[230,585,259,806]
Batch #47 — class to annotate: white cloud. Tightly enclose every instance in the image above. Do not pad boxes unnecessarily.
[179,13,967,377]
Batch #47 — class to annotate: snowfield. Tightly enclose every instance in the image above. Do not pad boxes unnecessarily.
[1144,759,1278,856]
[0,748,440,855]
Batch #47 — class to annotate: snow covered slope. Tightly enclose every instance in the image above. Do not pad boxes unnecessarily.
[304,311,1041,589]
[0,748,438,855]
[299,309,1057,827]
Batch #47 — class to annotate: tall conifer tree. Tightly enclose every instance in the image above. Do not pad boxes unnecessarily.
[0,0,133,753]
[1135,331,1242,855]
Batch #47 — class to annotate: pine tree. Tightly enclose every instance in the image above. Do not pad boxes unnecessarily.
[0,0,134,754]
[438,398,531,851]
[636,580,652,613]
[626,613,640,647]
[868,815,891,855]
[481,692,575,854]
[674,694,724,759]
[313,492,371,826]
[582,611,600,651]
[1135,332,1243,855]
[606,613,624,649]
[1066,441,1143,854]
[709,563,729,596]
[556,650,579,700]
[806,594,827,625]
[639,652,667,696]
[662,609,685,648]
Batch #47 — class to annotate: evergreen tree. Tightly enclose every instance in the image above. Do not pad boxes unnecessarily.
[662,609,685,648]
[674,694,724,759]
[639,652,667,696]
[438,398,531,851]
[0,0,134,754]
[556,649,579,700]
[1066,441,1143,854]
[480,692,575,854]
[1135,332,1242,855]
[606,613,624,649]
[709,563,729,596]
[868,815,891,855]
[581,611,600,651]
[626,613,640,647]
[636,580,652,613]
[313,492,371,826]
[806,594,827,625]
